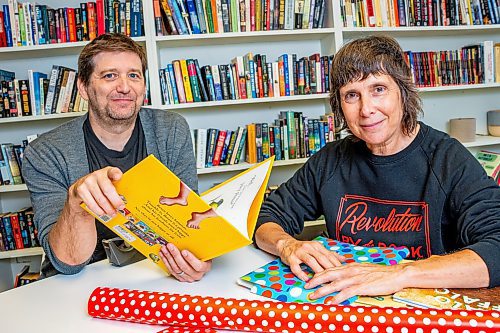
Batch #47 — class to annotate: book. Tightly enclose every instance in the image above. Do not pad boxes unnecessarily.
[393,288,500,310]
[81,154,274,275]
[476,150,500,185]
[238,236,410,305]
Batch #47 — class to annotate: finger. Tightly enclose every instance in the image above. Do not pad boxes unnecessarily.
[305,266,347,289]
[308,283,341,300]
[159,247,189,282]
[159,249,176,275]
[289,260,310,281]
[107,167,123,182]
[329,286,360,305]
[317,247,346,267]
[160,245,185,279]
[311,274,365,300]
[300,253,325,274]
[98,168,125,210]
[166,244,197,282]
[181,250,211,274]
[76,178,115,216]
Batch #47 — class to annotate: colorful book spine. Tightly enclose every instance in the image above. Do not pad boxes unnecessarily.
[167,64,180,104]
[172,60,187,103]
[185,0,201,33]
[187,59,202,102]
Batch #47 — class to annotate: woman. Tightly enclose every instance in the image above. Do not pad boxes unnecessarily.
[254,35,500,304]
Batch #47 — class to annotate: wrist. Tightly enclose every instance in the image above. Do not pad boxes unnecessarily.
[398,261,420,289]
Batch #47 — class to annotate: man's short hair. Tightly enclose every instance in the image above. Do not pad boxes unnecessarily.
[329,35,422,135]
[78,33,147,87]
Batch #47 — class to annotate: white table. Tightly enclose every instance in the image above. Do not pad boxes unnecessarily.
[0,246,275,332]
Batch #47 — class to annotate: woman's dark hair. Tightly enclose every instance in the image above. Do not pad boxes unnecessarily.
[329,35,422,135]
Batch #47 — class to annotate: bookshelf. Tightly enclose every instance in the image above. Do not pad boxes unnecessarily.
[0,0,499,291]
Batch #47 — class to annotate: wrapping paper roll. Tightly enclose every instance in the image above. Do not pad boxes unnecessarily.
[88,287,499,333]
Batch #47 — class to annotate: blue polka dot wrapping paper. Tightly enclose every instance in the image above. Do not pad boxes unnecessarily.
[239,236,410,305]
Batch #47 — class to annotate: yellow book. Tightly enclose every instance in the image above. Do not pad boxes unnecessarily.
[180,59,193,103]
[373,0,383,27]
[81,155,274,275]
[246,123,257,163]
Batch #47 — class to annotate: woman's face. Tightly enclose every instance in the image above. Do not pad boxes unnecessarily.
[340,74,413,156]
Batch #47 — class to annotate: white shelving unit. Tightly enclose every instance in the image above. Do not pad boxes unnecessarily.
[0,0,498,291]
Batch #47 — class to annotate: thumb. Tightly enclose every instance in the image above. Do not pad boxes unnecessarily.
[107,167,123,181]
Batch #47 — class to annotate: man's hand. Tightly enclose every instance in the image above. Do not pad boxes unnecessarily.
[277,238,346,281]
[305,262,409,304]
[159,243,212,282]
[69,166,124,216]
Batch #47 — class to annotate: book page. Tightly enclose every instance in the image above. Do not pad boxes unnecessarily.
[201,158,274,238]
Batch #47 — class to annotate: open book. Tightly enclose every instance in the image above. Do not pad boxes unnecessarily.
[81,155,274,274]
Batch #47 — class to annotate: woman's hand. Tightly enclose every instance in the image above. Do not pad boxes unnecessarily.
[305,262,409,304]
[277,238,346,281]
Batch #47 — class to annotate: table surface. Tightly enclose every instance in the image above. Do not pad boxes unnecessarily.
[1,245,498,332]
[0,246,275,332]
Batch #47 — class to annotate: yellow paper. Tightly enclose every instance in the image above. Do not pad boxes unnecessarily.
[81,155,274,274]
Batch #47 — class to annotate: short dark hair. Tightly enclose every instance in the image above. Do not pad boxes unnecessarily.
[78,33,147,87]
[329,35,422,135]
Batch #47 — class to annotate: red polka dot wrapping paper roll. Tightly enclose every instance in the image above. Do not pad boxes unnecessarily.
[88,287,500,333]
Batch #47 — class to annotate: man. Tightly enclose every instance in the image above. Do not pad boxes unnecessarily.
[255,35,500,304]
[22,33,211,282]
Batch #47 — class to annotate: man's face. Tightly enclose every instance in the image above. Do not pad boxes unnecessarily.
[340,73,407,155]
[79,51,145,127]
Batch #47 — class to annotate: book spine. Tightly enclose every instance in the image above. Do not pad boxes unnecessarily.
[172,60,187,103]
[193,59,209,102]
[203,65,217,101]
[166,64,180,104]
[224,130,238,164]
[2,215,15,250]
[195,128,207,169]
[186,0,201,33]
[234,128,247,164]
[211,130,227,166]
[186,60,202,102]
[9,213,24,249]
[206,129,219,167]
[194,0,208,33]
[211,65,223,101]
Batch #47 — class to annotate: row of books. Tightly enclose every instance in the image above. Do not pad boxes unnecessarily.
[193,111,338,168]
[160,52,332,105]
[0,0,144,48]
[154,0,327,36]
[0,207,39,252]
[404,41,500,87]
[341,0,500,27]
[0,141,27,187]
[0,67,89,118]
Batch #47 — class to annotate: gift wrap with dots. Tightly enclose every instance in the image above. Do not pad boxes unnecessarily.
[88,287,500,332]
[239,236,410,304]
